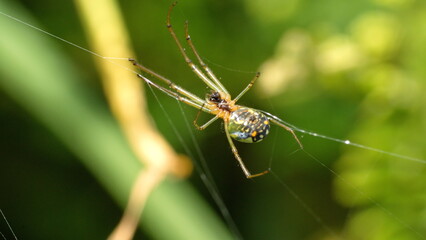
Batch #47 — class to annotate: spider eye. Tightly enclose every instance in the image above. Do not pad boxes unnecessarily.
[208,92,221,102]
[228,108,270,143]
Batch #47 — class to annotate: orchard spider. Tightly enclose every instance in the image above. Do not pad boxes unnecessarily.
[130,2,303,178]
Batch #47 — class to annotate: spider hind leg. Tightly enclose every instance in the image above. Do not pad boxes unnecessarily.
[224,119,270,179]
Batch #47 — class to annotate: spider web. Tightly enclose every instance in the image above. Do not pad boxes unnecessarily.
[0,210,17,240]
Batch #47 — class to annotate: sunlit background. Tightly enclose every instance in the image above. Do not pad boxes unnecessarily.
[0,0,425,239]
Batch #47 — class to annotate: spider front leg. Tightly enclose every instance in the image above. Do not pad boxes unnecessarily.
[134,74,210,112]
[224,119,269,179]
[129,58,206,106]
[184,20,228,94]
[166,2,224,94]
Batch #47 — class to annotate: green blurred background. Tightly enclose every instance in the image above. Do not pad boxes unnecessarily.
[0,0,425,239]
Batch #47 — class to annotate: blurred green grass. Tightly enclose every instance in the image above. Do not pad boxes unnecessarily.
[0,0,425,239]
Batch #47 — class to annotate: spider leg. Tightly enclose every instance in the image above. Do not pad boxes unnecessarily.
[136,74,211,113]
[233,72,260,102]
[129,58,205,106]
[224,119,270,179]
[194,113,219,130]
[269,118,303,149]
[167,2,224,93]
[184,21,229,94]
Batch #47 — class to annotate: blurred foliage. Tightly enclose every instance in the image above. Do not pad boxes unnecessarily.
[0,0,425,240]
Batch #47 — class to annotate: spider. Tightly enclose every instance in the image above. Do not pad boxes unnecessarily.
[129,2,303,178]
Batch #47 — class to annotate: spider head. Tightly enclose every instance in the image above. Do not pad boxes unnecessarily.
[207,91,222,104]
[207,91,234,112]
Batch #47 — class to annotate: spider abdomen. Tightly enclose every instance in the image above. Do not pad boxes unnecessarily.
[228,107,270,143]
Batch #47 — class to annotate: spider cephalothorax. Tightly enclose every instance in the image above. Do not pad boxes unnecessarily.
[130,2,302,178]
[206,91,234,112]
